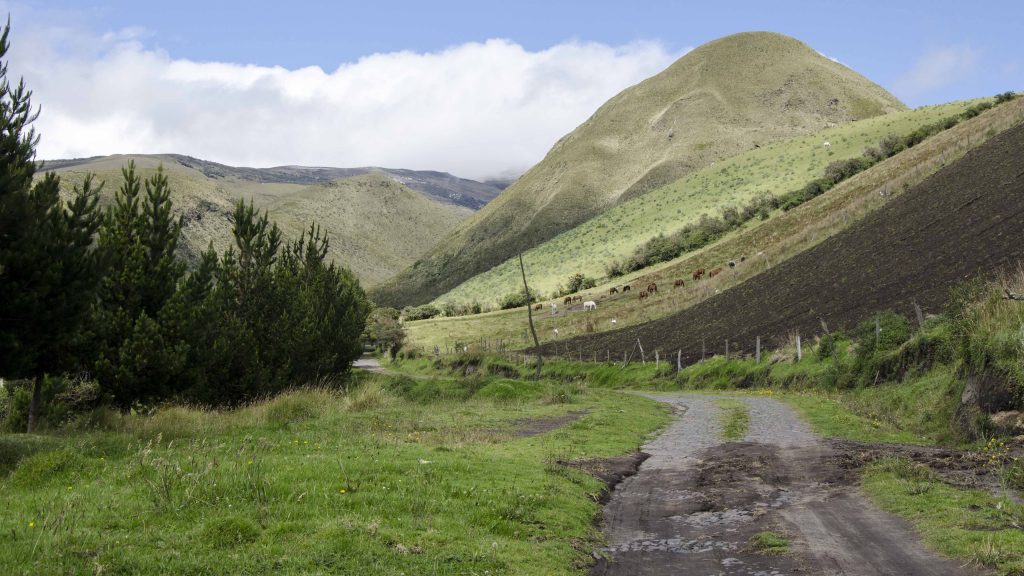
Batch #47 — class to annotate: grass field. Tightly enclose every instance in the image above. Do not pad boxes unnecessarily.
[434,100,977,305]
[405,97,1024,353]
[0,373,669,575]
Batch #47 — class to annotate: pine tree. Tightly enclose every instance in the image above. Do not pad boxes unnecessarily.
[91,161,186,405]
[0,21,102,431]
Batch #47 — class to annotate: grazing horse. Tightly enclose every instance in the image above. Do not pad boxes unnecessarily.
[533,303,543,310]
[647,282,658,294]
[609,287,619,295]
[692,268,705,281]
[564,296,573,305]
[572,295,583,303]
[740,255,747,263]
[622,285,631,293]
[583,300,597,311]
[673,279,685,287]
[709,267,723,278]
[728,260,736,269]
[638,290,649,300]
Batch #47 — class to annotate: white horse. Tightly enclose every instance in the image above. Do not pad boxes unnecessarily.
[823,141,831,149]
[583,300,597,311]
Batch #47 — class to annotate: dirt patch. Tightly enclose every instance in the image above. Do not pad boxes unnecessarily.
[829,438,1019,498]
[560,452,649,505]
[512,410,588,438]
[550,122,1024,363]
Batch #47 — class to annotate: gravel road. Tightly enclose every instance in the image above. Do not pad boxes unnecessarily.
[592,393,988,576]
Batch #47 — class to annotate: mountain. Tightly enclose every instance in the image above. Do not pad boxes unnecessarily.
[371,31,907,307]
[44,154,503,211]
[43,155,480,286]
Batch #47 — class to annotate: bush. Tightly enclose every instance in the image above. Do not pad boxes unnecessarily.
[499,290,532,310]
[995,91,1017,104]
[851,311,913,383]
[402,304,440,321]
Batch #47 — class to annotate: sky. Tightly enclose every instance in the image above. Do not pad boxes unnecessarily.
[2,0,1021,180]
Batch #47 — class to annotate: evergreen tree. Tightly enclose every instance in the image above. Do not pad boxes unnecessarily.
[0,21,102,431]
[91,161,186,405]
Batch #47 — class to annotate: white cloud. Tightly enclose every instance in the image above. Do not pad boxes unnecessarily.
[5,17,681,180]
[892,45,979,101]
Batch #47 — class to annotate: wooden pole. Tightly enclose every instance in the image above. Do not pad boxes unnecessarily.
[677,349,682,373]
[725,339,729,360]
[519,252,542,380]
[701,338,706,361]
[756,336,761,363]
[875,317,881,346]
[913,300,925,328]
[638,339,646,364]
[655,350,659,371]
[796,334,802,362]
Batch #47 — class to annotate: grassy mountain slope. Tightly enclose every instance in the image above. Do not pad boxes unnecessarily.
[434,100,977,305]
[46,156,472,286]
[545,115,1024,360]
[372,31,906,307]
[403,97,1024,351]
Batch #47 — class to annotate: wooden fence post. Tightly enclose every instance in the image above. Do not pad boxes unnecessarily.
[725,339,729,360]
[756,336,761,363]
[875,317,881,345]
[796,334,802,362]
[701,338,706,361]
[913,300,925,329]
[677,349,682,373]
[655,350,659,371]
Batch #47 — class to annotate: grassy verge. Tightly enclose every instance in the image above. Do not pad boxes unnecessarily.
[0,373,670,575]
[862,458,1024,575]
[715,398,750,441]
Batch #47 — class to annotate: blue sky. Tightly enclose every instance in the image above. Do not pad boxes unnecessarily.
[3,0,1021,177]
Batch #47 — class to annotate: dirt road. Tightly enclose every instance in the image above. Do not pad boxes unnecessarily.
[592,394,987,576]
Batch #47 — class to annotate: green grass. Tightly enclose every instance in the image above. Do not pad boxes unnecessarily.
[748,531,790,555]
[0,375,670,575]
[716,398,750,441]
[433,100,976,306]
[48,160,471,286]
[862,458,1024,575]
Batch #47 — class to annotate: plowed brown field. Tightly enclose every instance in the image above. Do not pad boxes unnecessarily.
[547,122,1024,362]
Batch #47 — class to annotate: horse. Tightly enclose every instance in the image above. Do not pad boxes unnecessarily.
[622,285,631,292]
[673,279,685,287]
[572,295,583,303]
[563,296,573,305]
[692,268,705,281]
[638,290,648,300]
[583,300,597,311]
[647,282,658,294]
[728,260,736,269]
[709,267,723,278]
[533,303,543,311]
[609,287,619,294]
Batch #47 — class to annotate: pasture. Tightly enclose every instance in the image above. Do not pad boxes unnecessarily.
[405,97,1024,353]
[0,373,669,575]
[432,99,980,306]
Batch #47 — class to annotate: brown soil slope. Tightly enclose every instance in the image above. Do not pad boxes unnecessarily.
[547,121,1024,361]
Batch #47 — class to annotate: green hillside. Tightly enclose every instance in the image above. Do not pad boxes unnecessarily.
[434,99,978,305]
[404,96,1024,352]
[46,156,472,286]
[371,31,906,307]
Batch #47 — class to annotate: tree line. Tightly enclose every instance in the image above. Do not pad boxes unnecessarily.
[0,23,370,431]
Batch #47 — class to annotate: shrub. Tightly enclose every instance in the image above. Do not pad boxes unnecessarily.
[499,290,532,310]
[994,91,1017,104]
[402,304,440,321]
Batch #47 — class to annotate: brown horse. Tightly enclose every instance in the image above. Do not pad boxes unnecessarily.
[673,279,685,287]
[533,303,543,310]
[622,285,631,292]
[709,267,723,278]
[609,287,619,294]
[638,290,649,300]
[572,295,583,303]
[563,296,573,305]
[692,268,705,281]
[647,282,658,294]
